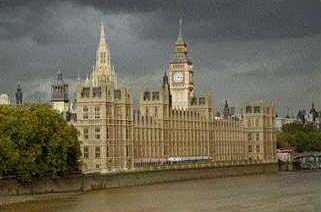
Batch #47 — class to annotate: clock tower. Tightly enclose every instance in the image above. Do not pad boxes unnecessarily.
[169,19,194,110]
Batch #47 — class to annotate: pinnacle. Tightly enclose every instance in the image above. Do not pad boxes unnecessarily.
[100,19,105,42]
[176,18,184,43]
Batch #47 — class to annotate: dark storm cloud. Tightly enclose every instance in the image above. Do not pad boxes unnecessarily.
[57,0,321,41]
[0,0,320,115]
[127,0,321,41]
[231,34,321,78]
[0,1,71,45]
[1,0,320,43]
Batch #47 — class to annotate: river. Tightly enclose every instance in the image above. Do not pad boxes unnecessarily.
[1,171,321,212]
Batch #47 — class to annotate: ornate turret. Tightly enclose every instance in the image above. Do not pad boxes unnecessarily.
[15,84,23,105]
[223,99,230,118]
[50,68,69,113]
[51,68,69,102]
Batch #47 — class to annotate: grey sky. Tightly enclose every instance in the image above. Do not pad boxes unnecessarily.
[0,0,320,115]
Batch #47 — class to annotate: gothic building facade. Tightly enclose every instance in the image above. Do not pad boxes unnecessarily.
[76,21,277,173]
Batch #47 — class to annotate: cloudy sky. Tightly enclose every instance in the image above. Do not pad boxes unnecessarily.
[0,0,320,115]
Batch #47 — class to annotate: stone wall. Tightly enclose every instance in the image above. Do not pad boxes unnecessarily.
[0,163,278,196]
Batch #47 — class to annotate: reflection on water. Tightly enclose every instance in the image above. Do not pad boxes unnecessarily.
[2,171,321,212]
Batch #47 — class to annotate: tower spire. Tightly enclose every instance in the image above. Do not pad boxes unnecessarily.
[92,19,117,87]
[177,18,184,43]
[99,19,106,45]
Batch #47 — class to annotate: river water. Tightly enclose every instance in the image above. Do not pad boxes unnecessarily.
[2,171,321,212]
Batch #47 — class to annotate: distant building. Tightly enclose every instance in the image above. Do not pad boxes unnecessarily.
[308,103,318,122]
[0,94,10,105]
[297,103,321,128]
[15,84,23,105]
[297,110,306,123]
[306,103,320,128]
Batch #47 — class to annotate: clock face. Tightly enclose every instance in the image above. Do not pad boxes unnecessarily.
[174,72,184,83]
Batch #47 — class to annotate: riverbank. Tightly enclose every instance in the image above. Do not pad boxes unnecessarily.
[0,191,81,208]
[0,163,277,206]
[3,171,320,212]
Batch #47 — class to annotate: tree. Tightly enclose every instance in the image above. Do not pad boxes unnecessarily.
[0,104,81,183]
[277,121,321,153]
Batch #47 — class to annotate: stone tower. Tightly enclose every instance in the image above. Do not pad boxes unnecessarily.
[76,20,133,173]
[51,68,69,113]
[15,84,23,105]
[169,19,194,110]
[243,102,277,162]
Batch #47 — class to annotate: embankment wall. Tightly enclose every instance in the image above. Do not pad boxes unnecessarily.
[0,163,278,196]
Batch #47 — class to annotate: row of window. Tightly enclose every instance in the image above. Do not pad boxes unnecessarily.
[83,127,102,140]
[248,145,260,153]
[84,128,260,142]
[81,88,113,98]
[83,106,131,119]
[84,127,131,140]
[245,106,261,113]
[83,106,101,119]
[83,146,101,159]
[83,146,106,159]
[248,133,260,141]
[246,106,271,114]
[83,146,130,159]
[143,92,160,101]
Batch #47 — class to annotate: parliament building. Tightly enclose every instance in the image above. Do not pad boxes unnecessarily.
[76,21,277,173]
